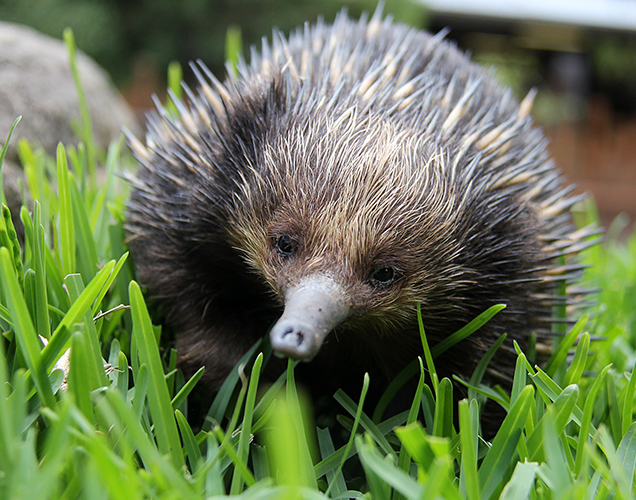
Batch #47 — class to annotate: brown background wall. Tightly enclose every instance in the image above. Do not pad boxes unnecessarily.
[547,96,636,228]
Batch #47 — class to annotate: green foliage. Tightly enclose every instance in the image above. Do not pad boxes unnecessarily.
[0,0,428,87]
[583,211,636,373]
[2,30,636,500]
[0,0,123,73]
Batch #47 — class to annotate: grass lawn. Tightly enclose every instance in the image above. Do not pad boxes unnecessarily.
[1,31,636,500]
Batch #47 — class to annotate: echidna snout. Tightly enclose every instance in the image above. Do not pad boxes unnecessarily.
[270,275,350,360]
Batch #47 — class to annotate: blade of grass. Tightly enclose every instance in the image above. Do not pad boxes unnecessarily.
[357,435,422,500]
[499,461,538,500]
[393,357,429,500]
[2,205,23,288]
[100,390,193,492]
[432,378,454,438]
[231,352,264,494]
[68,331,97,419]
[478,385,534,500]
[205,339,263,428]
[56,144,75,276]
[32,202,51,340]
[467,334,508,405]
[38,401,75,492]
[325,373,370,497]
[44,242,70,312]
[530,368,584,426]
[562,332,589,387]
[176,409,202,473]
[90,136,123,247]
[622,361,636,436]
[0,116,21,206]
[201,433,225,497]
[284,358,318,490]
[395,422,438,475]
[510,352,529,408]
[616,422,636,487]
[544,314,588,378]
[317,427,347,496]
[213,425,256,488]
[131,363,148,420]
[334,388,393,456]
[65,274,109,389]
[459,399,480,500]
[117,350,129,397]
[418,303,438,394]
[19,205,33,268]
[225,26,242,79]
[372,359,419,423]
[166,62,184,118]
[171,366,204,411]
[129,280,184,469]
[432,305,506,358]
[0,247,56,408]
[537,420,572,496]
[69,180,98,284]
[0,332,16,474]
[421,384,435,431]
[91,252,129,318]
[607,372,623,445]
[527,384,579,462]
[407,358,427,425]
[422,455,464,500]
[64,28,96,178]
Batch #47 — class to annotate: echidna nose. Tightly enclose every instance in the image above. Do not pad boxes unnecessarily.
[270,274,350,360]
[270,321,313,359]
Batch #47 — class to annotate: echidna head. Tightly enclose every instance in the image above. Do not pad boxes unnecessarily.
[227,107,466,359]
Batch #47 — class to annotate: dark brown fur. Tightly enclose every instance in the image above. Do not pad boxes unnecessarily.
[126,9,598,429]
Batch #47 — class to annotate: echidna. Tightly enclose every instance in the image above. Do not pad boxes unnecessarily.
[126,9,599,426]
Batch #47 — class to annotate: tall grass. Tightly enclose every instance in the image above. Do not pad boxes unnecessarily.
[1,31,636,500]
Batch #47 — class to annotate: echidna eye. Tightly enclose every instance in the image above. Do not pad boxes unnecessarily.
[371,266,395,285]
[275,235,296,256]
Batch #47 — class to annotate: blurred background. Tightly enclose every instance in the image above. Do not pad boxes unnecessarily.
[1,0,635,231]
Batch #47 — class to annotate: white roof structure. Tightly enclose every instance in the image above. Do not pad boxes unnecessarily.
[421,0,636,32]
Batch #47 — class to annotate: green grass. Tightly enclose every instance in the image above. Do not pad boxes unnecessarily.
[2,34,636,500]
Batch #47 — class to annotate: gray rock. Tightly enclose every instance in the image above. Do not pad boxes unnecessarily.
[0,20,139,163]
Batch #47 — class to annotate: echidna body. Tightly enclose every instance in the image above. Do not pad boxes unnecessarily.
[127,10,598,422]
